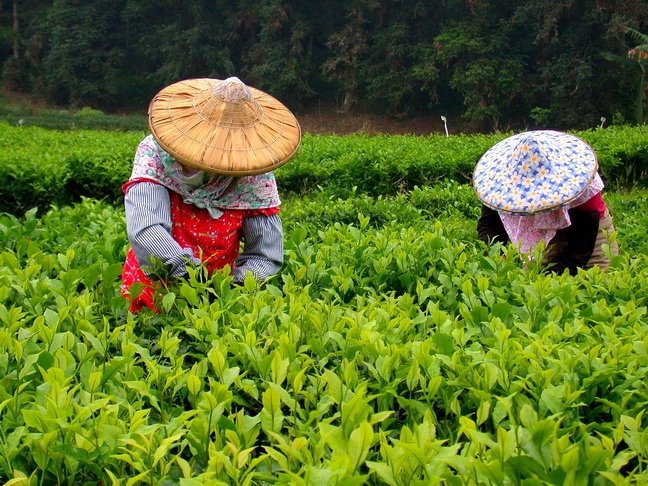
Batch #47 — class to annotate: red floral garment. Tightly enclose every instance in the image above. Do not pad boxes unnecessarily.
[121,190,280,313]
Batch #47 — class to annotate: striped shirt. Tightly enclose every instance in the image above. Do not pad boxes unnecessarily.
[125,182,283,284]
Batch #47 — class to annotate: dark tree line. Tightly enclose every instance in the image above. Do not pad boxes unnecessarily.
[1,0,647,131]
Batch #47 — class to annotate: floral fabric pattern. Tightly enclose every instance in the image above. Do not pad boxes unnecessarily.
[499,173,604,254]
[126,135,280,213]
[473,130,598,215]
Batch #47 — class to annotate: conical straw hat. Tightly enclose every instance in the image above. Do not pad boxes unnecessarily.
[473,130,598,215]
[148,77,301,176]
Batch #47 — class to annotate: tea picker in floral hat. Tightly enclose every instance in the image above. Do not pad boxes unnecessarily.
[473,130,618,275]
[121,77,301,313]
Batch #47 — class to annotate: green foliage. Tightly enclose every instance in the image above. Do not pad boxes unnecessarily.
[508,0,648,129]
[530,107,553,127]
[409,181,482,219]
[1,123,648,217]
[0,127,647,482]
[139,2,236,90]
[279,127,648,198]
[578,125,648,188]
[283,191,425,229]
[276,132,497,198]
[601,27,648,125]
[3,0,647,127]
[38,0,126,108]
[604,188,648,254]
[0,194,647,483]
[282,181,480,231]
[241,0,318,103]
[433,22,527,131]
[322,0,442,114]
[73,107,105,117]
[0,106,148,131]
[0,123,142,214]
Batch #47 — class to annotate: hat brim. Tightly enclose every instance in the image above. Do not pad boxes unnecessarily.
[472,130,598,215]
[148,78,301,176]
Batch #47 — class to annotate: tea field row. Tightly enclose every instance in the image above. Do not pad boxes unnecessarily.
[0,190,646,484]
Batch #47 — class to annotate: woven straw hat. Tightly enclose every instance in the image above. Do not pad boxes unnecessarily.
[148,77,301,176]
[473,130,598,215]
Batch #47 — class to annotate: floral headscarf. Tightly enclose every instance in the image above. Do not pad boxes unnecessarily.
[499,172,604,254]
[125,135,280,218]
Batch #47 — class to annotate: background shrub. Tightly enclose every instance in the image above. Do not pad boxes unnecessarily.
[1,122,647,216]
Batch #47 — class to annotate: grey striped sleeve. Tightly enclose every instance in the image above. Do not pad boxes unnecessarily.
[124,182,200,278]
[232,214,284,284]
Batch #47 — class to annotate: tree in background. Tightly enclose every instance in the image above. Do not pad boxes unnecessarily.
[322,0,443,115]
[0,0,646,131]
[322,0,376,112]
[239,0,318,104]
[131,2,236,87]
[512,0,648,129]
[603,27,648,124]
[34,0,127,108]
[432,22,527,131]
[0,0,46,92]
[358,1,443,116]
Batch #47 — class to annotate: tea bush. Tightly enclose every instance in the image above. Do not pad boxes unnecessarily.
[0,193,646,484]
[0,107,149,131]
[580,125,648,188]
[280,180,480,230]
[0,125,141,214]
[1,122,648,215]
[1,125,647,483]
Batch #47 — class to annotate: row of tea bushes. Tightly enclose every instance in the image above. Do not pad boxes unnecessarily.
[0,197,646,484]
[282,184,648,256]
[0,107,149,132]
[0,126,142,214]
[1,123,647,215]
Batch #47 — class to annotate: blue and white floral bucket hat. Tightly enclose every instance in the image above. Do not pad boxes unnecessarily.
[472,130,598,215]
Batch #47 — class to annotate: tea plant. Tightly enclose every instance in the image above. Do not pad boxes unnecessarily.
[0,195,646,484]
[1,123,648,216]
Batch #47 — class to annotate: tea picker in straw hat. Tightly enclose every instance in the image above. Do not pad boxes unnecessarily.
[121,77,301,313]
[473,130,618,275]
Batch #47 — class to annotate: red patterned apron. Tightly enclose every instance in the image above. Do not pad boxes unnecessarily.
[121,190,279,313]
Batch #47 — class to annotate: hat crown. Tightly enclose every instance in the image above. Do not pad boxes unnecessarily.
[212,76,253,103]
[511,134,554,173]
[194,76,263,128]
